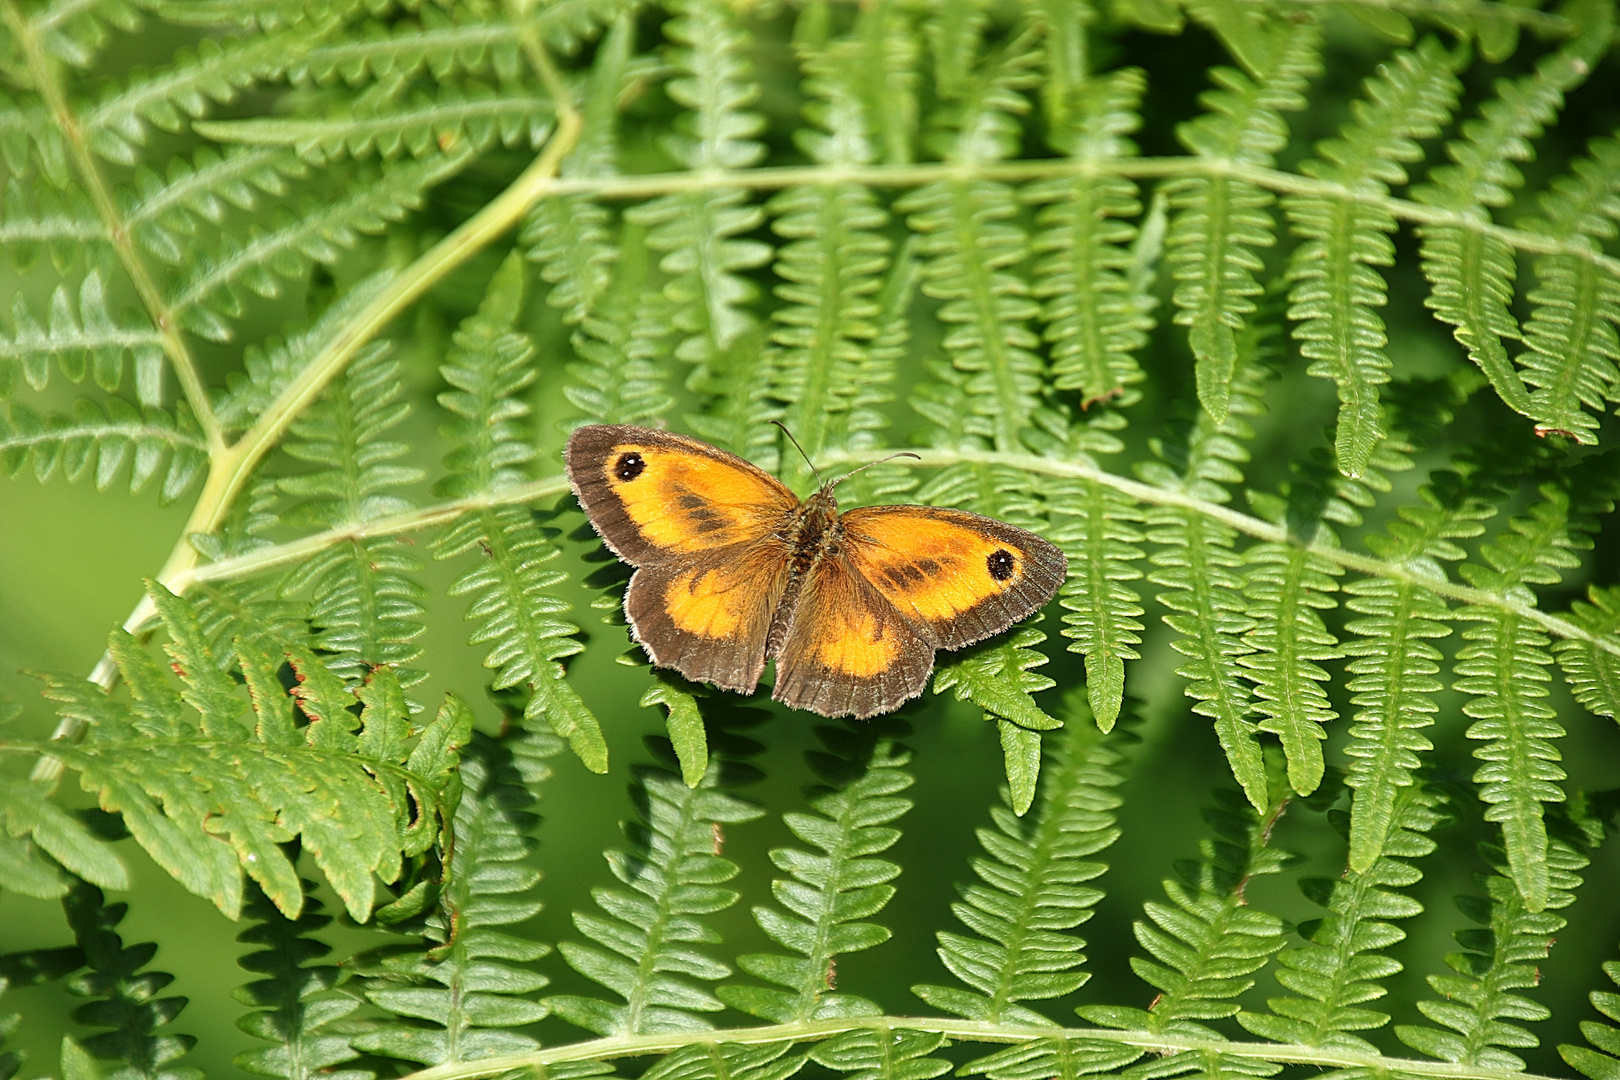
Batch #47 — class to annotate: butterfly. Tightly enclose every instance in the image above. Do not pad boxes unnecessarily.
[565,424,1068,719]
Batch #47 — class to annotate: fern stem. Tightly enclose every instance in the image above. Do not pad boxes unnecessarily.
[505,159,1620,281]
[390,1016,1568,1080]
[0,0,224,452]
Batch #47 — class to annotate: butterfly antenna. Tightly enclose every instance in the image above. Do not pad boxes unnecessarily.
[828,451,922,491]
[771,420,825,486]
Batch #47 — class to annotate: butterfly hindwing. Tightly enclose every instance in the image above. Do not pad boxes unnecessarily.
[840,505,1067,649]
[565,425,799,565]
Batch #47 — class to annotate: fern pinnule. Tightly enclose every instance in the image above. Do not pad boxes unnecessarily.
[720,723,913,1023]
[848,0,919,166]
[279,348,426,685]
[1164,17,1318,421]
[1282,39,1460,477]
[961,1037,1140,1080]
[1453,463,1619,911]
[81,32,312,166]
[63,881,202,1080]
[1517,134,1620,444]
[1027,67,1151,409]
[354,734,556,1065]
[431,254,605,771]
[765,31,894,491]
[1140,351,1270,810]
[1413,0,1611,421]
[1561,948,1620,1080]
[126,146,310,266]
[625,0,769,453]
[1398,828,1589,1070]
[915,706,1123,1025]
[285,7,530,88]
[172,152,468,342]
[550,751,765,1035]
[233,885,367,1080]
[1239,781,1445,1050]
[810,1026,949,1080]
[643,1041,805,1080]
[0,178,101,273]
[560,226,677,428]
[1554,585,1620,722]
[0,397,206,501]
[933,627,1059,813]
[1,270,164,402]
[897,36,1042,455]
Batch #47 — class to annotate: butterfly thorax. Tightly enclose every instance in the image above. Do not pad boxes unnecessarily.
[782,487,842,569]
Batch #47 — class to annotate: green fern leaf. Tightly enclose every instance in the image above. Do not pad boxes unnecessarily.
[1027,68,1152,408]
[0,178,101,273]
[233,885,368,1080]
[172,153,468,342]
[810,1026,950,1080]
[550,755,764,1035]
[1562,950,1620,1080]
[933,627,1059,813]
[625,0,769,451]
[287,7,530,87]
[720,724,913,1022]
[560,228,677,428]
[1237,490,1343,798]
[354,734,557,1064]
[429,255,603,769]
[1282,39,1460,476]
[279,348,427,685]
[0,764,126,898]
[897,38,1042,453]
[1239,781,1445,1049]
[0,270,165,401]
[1142,355,1270,810]
[914,703,1124,1023]
[644,1041,804,1080]
[0,397,206,500]
[63,881,202,1080]
[126,145,309,266]
[1554,585,1620,721]
[1517,135,1620,443]
[40,585,470,920]
[1165,18,1317,420]
[960,1037,1141,1080]
[846,0,919,166]
[1413,4,1611,420]
[1397,829,1588,1069]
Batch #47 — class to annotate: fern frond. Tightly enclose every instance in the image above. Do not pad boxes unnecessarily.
[550,755,764,1035]
[810,1026,949,1080]
[196,84,551,165]
[173,152,468,342]
[233,885,367,1080]
[1282,39,1460,476]
[0,398,206,501]
[0,270,164,401]
[846,0,919,166]
[960,1036,1140,1080]
[355,734,556,1064]
[1164,18,1318,420]
[1027,68,1151,409]
[897,38,1042,453]
[279,348,427,685]
[914,704,1124,1024]
[63,881,202,1080]
[40,582,469,920]
[287,8,529,87]
[1413,4,1611,419]
[430,255,604,771]
[720,725,914,1022]
[1236,489,1343,798]
[1454,470,1617,911]
[765,31,895,490]
[933,627,1060,814]
[1081,788,1290,1080]
[126,146,309,266]
[1554,585,1620,721]
[1141,354,1270,810]
[0,179,102,272]
[561,228,677,428]
[0,765,127,898]
[1517,135,1620,443]
[625,0,769,451]
[1397,830,1588,1069]
[1239,781,1445,1050]
[1562,945,1620,1080]
[26,0,145,71]
[81,32,313,165]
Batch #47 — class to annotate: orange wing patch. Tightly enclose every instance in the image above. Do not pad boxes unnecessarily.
[842,506,1068,650]
[665,563,763,639]
[807,603,904,678]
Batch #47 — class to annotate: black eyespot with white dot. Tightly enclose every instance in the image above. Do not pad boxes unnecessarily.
[614,452,647,482]
[987,549,1016,581]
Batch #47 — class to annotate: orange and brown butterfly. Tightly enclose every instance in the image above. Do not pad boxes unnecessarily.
[565,424,1068,719]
